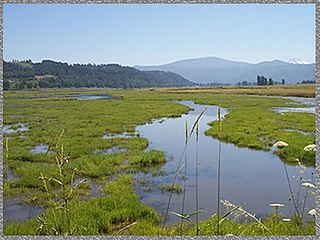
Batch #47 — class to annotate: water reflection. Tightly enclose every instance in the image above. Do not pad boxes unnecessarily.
[4,198,44,222]
[135,101,315,225]
[273,107,315,114]
[273,97,316,114]
[31,144,49,154]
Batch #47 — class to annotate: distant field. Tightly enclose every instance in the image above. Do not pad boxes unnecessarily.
[159,84,315,98]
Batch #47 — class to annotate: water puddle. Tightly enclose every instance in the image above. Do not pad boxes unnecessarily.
[103,131,137,139]
[4,123,28,134]
[134,100,315,225]
[31,144,49,154]
[89,180,100,197]
[3,198,44,223]
[4,164,19,182]
[11,94,120,101]
[74,178,100,198]
[4,177,100,223]
[99,147,127,155]
[72,94,119,100]
[273,107,315,114]
[283,97,315,106]
[283,129,314,137]
[273,97,316,114]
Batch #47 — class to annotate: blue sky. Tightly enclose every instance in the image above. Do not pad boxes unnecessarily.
[3,4,315,66]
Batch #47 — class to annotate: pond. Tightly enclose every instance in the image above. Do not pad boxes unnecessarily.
[4,198,45,223]
[11,94,119,101]
[135,101,315,225]
[31,144,49,154]
[273,97,315,114]
[71,94,119,100]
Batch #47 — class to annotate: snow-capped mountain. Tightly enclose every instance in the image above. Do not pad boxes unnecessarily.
[288,58,313,65]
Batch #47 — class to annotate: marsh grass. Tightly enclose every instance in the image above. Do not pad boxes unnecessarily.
[3,88,316,236]
[36,129,88,235]
[161,84,315,98]
[159,184,182,194]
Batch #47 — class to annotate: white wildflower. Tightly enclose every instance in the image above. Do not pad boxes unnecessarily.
[273,141,288,148]
[303,144,316,151]
[282,218,291,222]
[302,182,316,188]
[308,209,316,216]
[270,203,284,208]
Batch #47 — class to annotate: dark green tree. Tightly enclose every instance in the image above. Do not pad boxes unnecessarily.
[268,78,273,85]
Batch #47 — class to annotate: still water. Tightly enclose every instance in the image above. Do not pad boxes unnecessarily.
[135,101,315,225]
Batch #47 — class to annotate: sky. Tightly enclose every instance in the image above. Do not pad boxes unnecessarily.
[3,4,316,66]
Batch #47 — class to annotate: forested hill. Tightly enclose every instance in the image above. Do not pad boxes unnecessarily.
[3,60,195,90]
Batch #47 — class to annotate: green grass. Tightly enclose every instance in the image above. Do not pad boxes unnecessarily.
[3,87,315,236]
[4,175,160,235]
[199,96,315,166]
[184,214,315,236]
[159,184,182,194]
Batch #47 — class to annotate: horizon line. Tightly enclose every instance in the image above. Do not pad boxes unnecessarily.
[3,56,315,67]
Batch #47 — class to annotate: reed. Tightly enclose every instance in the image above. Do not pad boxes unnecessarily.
[5,137,9,160]
[282,162,300,219]
[221,199,273,235]
[37,129,86,235]
[180,121,188,235]
[162,107,207,227]
[216,105,222,235]
[195,124,199,235]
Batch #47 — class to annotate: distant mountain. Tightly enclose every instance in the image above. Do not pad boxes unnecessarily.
[135,56,315,85]
[3,60,195,90]
[287,58,312,65]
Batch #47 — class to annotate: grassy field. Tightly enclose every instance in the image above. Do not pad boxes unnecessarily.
[160,84,315,97]
[3,85,315,236]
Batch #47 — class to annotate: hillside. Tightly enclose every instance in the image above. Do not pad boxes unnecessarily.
[135,56,315,85]
[3,60,195,90]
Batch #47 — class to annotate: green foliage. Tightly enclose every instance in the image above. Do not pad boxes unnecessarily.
[129,150,165,166]
[4,60,193,89]
[200,96,315,166]
[184,214,314,236]
[159,184,182,194]
[4,175,160,236]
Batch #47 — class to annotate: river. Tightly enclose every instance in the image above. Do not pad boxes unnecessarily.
[135,100,315,225]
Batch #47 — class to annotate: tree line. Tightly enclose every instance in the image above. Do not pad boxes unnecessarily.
[3,60,194,90]
[257,75,285,86]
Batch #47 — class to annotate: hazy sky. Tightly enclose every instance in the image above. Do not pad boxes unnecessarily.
[4,4,315,66]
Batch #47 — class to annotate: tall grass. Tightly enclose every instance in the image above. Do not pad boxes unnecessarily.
[281,149,315,226]
[37,129,86,235]
[180,121,188,235]
[216,105,222,235]
[195,124,199,235]
[163,107,207,227]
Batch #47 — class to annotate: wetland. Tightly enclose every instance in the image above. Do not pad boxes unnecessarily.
[3,86,316,236]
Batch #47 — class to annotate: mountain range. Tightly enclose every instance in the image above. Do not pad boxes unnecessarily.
[135,56,315,85]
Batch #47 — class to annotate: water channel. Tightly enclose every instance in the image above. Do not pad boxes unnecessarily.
[135,100,315,225]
